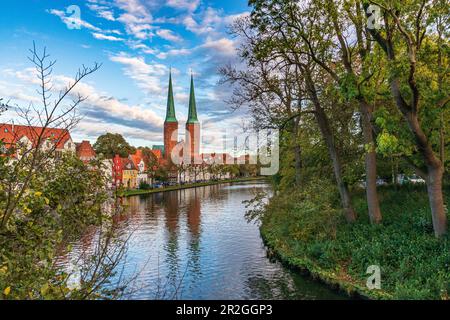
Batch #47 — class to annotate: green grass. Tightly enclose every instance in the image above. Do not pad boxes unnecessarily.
[261,184,450,300]
[120,176,268,197]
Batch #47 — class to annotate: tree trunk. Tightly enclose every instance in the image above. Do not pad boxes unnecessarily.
[407,114,448,237]
[309,98,356,221]
[303,67,357,222]
[294,144,302,186]
[365,10,448,237]
[440,113,445,165]
[360,101,382,224]
[427,166,447,237]
[293,117,302,186]
[315,107,357,223]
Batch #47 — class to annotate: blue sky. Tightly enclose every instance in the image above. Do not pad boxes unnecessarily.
[0,0,250,150]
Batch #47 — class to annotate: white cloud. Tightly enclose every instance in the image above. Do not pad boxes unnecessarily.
[183,8,250,36]
[200,37,236,57]
[166,0,200,12]
[2,67,164,138]
[92,32,124,41]
[156,29,183,43]
[0,86,41,104]
[156,48,191,59]
[117,14,153,39]
[86,3,116,21]
[114,0,151,17]
[127,41,159,55]
[73,120,163,143]
[183,7,222,35]
[51,74,164,130]
[109,53,168,94]
[3,68,40,85]
[155,37,236,60]
[114,0,154,39]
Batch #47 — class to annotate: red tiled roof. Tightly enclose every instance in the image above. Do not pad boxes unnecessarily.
[130,149,144,170]
[76,140,96,160]
[0,123,72,150]
[151,149,162,160]
[121,157,137,171]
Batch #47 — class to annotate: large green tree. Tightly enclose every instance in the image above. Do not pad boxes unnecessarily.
[93,133,136,159]
[364,0,449,237]
[248,0,383,223]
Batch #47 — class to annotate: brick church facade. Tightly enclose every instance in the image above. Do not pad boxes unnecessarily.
[163,72,200,166]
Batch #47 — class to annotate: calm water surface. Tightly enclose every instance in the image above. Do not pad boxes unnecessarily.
[59,181,345,300]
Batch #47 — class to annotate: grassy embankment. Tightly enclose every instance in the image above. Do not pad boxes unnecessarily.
[261,183,450,300]
[121,176,268,197]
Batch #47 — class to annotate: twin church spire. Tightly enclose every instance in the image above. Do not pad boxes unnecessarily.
[165,71,177,123]
[164,71,198,124]
[187,74,199,124]
[163,70,200,162]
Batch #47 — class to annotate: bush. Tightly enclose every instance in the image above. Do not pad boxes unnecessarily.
[139,182,152,190]
[260,182,450,299]
[0,154,120,299]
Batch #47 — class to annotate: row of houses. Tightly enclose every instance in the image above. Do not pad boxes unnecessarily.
[0,123,155,189]
[0,123,252,190]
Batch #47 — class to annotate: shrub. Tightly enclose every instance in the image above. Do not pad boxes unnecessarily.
[139,182,152,190]
[261,183,450,299]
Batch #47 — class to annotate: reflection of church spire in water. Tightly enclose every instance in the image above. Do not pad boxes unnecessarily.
[187,189,201,236]
[186,188,201,276]
[163,191,181,286]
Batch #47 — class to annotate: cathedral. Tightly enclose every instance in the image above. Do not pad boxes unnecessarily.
[159,72,234,184]
[163,71,200,165]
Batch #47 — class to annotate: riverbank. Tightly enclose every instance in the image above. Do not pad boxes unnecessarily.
[260,183,450,300]
[121,176,268,197]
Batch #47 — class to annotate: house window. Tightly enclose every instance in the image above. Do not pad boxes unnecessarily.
[46,142,51,148]
[68,142,71,149]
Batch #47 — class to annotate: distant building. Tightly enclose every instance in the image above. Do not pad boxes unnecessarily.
[130,149,148,186]
[152,145,164,160]
[112,154,138,189]
[0,123,75,158]
[75,140,96,163]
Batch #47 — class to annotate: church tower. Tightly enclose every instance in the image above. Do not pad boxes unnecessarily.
[164,71,178,162]
[185,74,200,164]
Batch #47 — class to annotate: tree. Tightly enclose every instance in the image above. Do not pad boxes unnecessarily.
[0,98,8,114]
[223,15,357,222]
[139,147,159,185]
[365,0,449,237]
[93,133,136,159]
[0,44,137,299]
[247,0,383,223]
[1,43,101,229]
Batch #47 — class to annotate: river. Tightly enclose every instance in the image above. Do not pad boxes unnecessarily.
[58,181,345,300]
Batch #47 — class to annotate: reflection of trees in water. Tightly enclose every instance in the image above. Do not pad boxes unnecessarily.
[244,274,304,300]
[244,270,345,300]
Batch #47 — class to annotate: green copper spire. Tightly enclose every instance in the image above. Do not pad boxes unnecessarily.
[187,74,199,124]
[165,71,177,123]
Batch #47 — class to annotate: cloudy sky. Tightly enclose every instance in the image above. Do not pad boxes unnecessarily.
[0,0,250,151]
